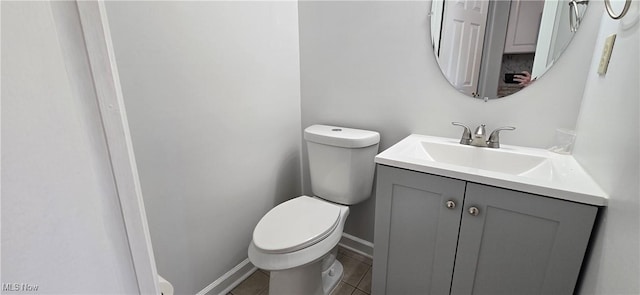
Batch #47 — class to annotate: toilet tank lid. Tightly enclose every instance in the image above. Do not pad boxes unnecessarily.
[304,125,380,148]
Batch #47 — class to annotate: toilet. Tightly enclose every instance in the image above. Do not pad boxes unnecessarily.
[248,125,380,295]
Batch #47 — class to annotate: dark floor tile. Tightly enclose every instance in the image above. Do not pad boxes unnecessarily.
[331,281,355,295]
[338,246,373,266]
[356,267,372,294]
[231,270,269,295]
[352,289,368,295]
[338,254,370,287]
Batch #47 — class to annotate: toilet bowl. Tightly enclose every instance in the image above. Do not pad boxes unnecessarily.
[248,125,380,295]
[248,196,349,294]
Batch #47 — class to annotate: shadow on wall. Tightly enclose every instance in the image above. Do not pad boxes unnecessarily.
[574,207,605,294]
[271,148,303,208]
[342,174,377,241]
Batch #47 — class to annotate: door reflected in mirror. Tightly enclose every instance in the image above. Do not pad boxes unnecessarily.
[430,0,588,99]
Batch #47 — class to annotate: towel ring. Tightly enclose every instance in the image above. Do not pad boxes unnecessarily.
[605,0,632,19]
[569,0,589,32]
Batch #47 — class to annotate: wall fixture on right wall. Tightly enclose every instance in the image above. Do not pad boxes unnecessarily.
[597,0,639,75]
[596,34,616,75]
[604,0,632,19]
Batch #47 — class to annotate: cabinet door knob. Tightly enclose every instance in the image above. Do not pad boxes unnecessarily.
[468,207,480,216]
[446,200,456,209]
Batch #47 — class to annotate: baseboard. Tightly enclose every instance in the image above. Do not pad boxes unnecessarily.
[338,233,374,258]
[196,258,257,295]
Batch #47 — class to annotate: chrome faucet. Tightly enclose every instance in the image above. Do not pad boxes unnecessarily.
[486,126,516,148]
[452,122,515,148]
[471,124,488,147]
[451,122,472,145]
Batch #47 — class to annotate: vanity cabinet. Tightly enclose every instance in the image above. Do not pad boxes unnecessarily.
[372,165,598,295]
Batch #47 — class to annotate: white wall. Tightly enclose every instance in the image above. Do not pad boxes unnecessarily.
[1,2,139,293]
[298,0,602,242]
[104,2,302,294]
[573,4,640,294]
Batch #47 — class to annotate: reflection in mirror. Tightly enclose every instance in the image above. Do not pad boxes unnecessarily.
[430,0,588,99]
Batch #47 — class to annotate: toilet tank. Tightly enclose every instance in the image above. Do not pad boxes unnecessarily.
[304,125,380,205]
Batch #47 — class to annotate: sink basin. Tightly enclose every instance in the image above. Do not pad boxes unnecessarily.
[375,134,608,206]
[419,140,550,176]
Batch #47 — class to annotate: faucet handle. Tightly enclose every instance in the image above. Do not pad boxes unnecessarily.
[452,122,472,145]
[487,126,516,148]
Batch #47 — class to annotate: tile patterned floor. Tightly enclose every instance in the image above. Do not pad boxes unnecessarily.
[229,246,372,295]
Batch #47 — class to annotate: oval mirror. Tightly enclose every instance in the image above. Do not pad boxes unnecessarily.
[430,0,588,99]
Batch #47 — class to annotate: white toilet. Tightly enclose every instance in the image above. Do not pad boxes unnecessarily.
[248,124,379,295]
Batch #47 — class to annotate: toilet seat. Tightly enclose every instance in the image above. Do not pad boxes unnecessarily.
[253,196,340,254]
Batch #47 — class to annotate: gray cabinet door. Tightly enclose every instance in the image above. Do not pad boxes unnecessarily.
[373,165,466,295]
[450,183,598,295]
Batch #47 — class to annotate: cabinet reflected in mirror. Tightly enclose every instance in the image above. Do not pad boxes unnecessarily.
[430,0,588,99]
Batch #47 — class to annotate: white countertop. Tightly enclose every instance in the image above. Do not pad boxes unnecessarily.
[375,134,608,206]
